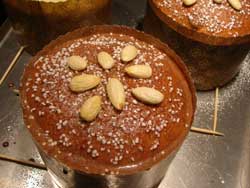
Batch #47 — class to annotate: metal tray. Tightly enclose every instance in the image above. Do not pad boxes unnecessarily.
[0,0,250,187]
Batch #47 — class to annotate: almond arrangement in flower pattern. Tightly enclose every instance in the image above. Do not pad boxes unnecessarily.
[68,45,164,122]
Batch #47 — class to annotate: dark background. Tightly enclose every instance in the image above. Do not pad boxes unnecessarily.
[0,0,7,25]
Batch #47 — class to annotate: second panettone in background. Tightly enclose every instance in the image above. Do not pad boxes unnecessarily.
[3,0,111,55]
[144,0,250,90]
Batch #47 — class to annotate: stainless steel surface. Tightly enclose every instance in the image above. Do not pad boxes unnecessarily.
[0,0,250,187]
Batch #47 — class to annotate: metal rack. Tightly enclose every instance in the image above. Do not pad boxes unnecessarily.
[0,1,250,188]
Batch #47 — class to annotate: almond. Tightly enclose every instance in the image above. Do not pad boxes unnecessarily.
[106,78,125,110]
[69,74,100,92]
[97,51,115,69]
[228,0,242,10]
[132,87,164,104]
[68,56,87,71]
[121,45,138,62]
[183,0,197,6]
[125,65,152,78]
[213,0,222,3]
[80,96,101,122]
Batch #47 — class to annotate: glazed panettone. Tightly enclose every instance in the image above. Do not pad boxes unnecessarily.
[4,0,111,54]
[20,26,196,176]
[144,0,250,90]
[150,0,250,45]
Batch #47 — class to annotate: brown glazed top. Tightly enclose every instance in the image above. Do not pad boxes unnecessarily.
[20,26,196,175]
[150,0,250,45]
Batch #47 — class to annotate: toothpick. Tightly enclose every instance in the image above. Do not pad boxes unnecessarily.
[12,88,20,95]
[191,127,224,136]
[0,46,26,86]
[213,88,219,132]
[0,154,46,170]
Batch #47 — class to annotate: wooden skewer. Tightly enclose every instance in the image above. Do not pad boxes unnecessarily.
[0,46,26,86]
[0,154,47,170]
[191,127,224,136]
[191,87,224,137]
[213,88,219,132]
[12,88,20,95]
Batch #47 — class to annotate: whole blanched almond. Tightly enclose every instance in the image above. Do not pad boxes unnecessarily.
[132,87,164,104]
[80,96,101,122]
[69,74,100,92]
[213,0,222,3]
[228,0,242,10]
[183,0,197,6]
[125,65,152,78]
[121,45,138,62]
[68,56,88,71]
[97,51,115,69]
[106,78,125,110]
